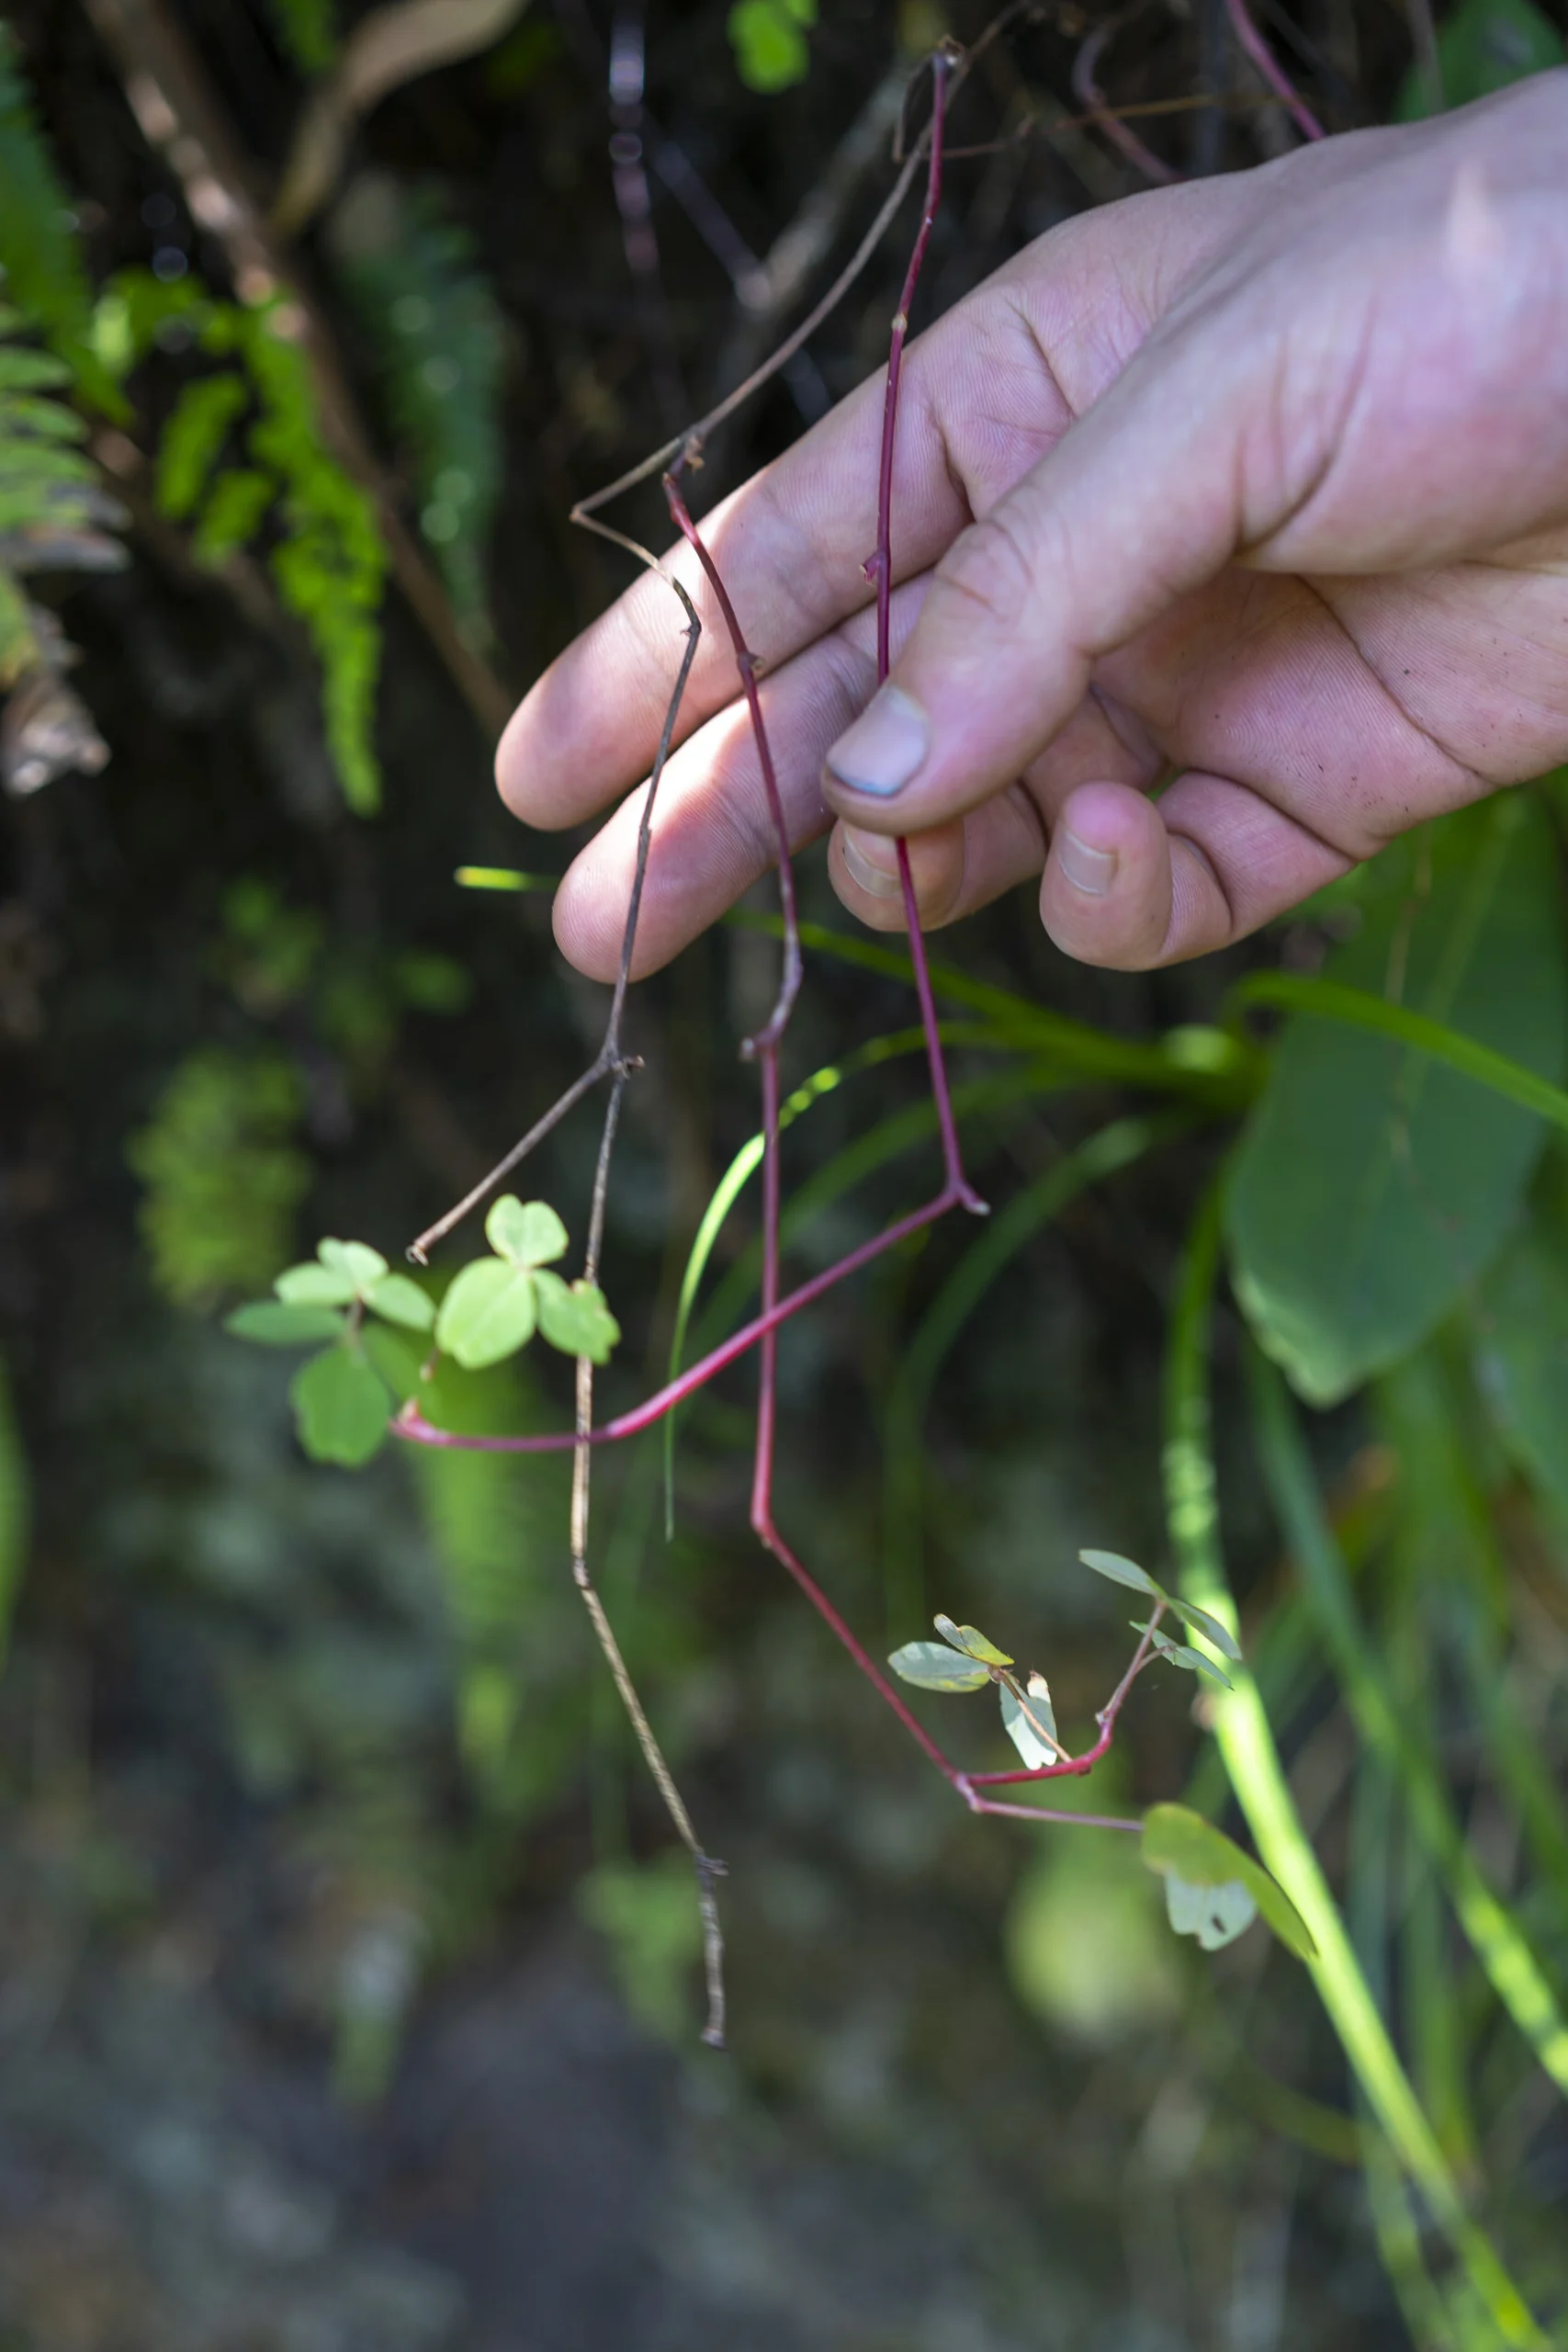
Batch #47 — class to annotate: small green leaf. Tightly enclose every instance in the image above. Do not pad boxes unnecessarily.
[288,1343,393,1465]
[933,1612,1012,1666]
[1165,1594,1242,1662]
[226,1299,347,1347]
[485,1195,569,1268]
[1080,1548,1161,1597]
[887,1641,993,1693]
[1142,1803,1316,1962]
[1151,1632,1234,1690]
[318,1237,389,1292]
[1000,1673,1059,1768]
[366,1272,435,1331]
[434,1255,536,1368]
[1164,1872,1258,1951]
[532,1270,620,1364]
[276,1261,356,1306]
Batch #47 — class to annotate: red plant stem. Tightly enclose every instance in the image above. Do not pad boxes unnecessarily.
[1071,19,1183,187]
[869,52,985,1215]
[1222,0,1325,140]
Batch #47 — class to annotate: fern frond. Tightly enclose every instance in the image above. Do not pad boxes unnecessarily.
[102,270,389,815]
[0,25,123,413]
[328,175,504,638]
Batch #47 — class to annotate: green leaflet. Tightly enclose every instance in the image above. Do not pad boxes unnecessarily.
[728,0,817,91]
[1227,797,1566,1406]
[289,1341,396,1466]
[265,0,340,74]
[1393,0,1563,118]
[327,175,504,636]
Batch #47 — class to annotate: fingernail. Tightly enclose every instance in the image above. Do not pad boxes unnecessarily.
[824,684,931,799]
[1059,829,1117,896]
[840,826,902,899]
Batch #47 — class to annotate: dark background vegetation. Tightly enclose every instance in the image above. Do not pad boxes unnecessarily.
[2,1,1566,2346]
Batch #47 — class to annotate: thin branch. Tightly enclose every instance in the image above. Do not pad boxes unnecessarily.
[1072,11,1184,186]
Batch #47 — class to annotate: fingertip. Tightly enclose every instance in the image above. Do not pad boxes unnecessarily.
[1039,782,1175,968]
[829,818,966,933]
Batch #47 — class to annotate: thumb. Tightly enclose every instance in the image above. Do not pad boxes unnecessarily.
[818,300,1299,830]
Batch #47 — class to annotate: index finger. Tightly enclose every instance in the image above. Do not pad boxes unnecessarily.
[495,181,1232,832]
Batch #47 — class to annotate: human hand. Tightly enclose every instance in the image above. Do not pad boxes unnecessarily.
[497,74,1568,979]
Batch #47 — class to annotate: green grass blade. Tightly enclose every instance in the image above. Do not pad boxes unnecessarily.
[1164,1186,1546,2349]
[1249,1354,1568,2105]
[881,1113,1179,1633]
[1232,972,1568,1133]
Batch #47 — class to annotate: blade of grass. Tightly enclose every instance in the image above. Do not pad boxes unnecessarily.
[1166,1186,1546,2348]
[1249,1351,1568,2107]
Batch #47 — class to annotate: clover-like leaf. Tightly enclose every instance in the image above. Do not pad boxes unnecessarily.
[289,1343,394,1466]
[533,1270,620,1364]
[1000,1671,1059,1768]
[319,1238,389,1292]
[933,1613,1012,1666]
[1080,1548,1161,1598]
[226,1299,348,1347]
[276,1261,357,1306]
[486,1195,569,1269]
[1164,1872,1258,1951]
[888,1641,992,1693]
[434,1256,536,1368]
[1141,1803,1315,1962]
[366,1271,435,1331]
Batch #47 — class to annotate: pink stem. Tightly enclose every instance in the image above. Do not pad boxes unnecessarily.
[869,54,984,1214]
[1222,0,1325,140]
[1071,22,1183,187]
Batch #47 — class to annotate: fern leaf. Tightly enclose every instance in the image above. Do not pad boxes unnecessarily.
[0,25,124,414]
[156,371,249,518]
[328,175,503,637]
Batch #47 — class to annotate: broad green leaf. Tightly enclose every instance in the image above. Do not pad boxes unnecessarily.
[276,1261,356,1306]
[366,1271,435,1331]
[1080,1548,1161,1597]
[1227,797,1566,1406]
[1393,0,1562,118]
[288,1343,393,1466]
[1474,1193,1568,1515]
[435,1255,536,1368]
[318,1237,389,1292]
[887,1641,993,1693]
[934,1612,1012,1665]
[1000,1674,1059,1767]
[1142,1803,1316,1962]
[226,1298,347,1347]
[485,1194,568,1268]
[532,1270,620,1364]
[1164,1872,1258,1950]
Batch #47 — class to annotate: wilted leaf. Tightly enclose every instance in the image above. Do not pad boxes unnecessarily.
[486,1194,569,1269]
[226,1298,347,1346]
[435,1255,536,1368]
[1227,797,1566,1406]
[934,1612,1012,1665]
[276,1260,356,1306]
[888,1641,992,1693]
[1142,1803,1316,1962]
[366,1271,435,1330]
[1000,1673,1059,1767]
[289,1342,393,1465]
[1164,1872,1258,1951]
[533,1270,619,1363]
[1080,1548,1161,1597]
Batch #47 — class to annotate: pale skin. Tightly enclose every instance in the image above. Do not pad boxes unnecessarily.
[496,74,1568,981]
